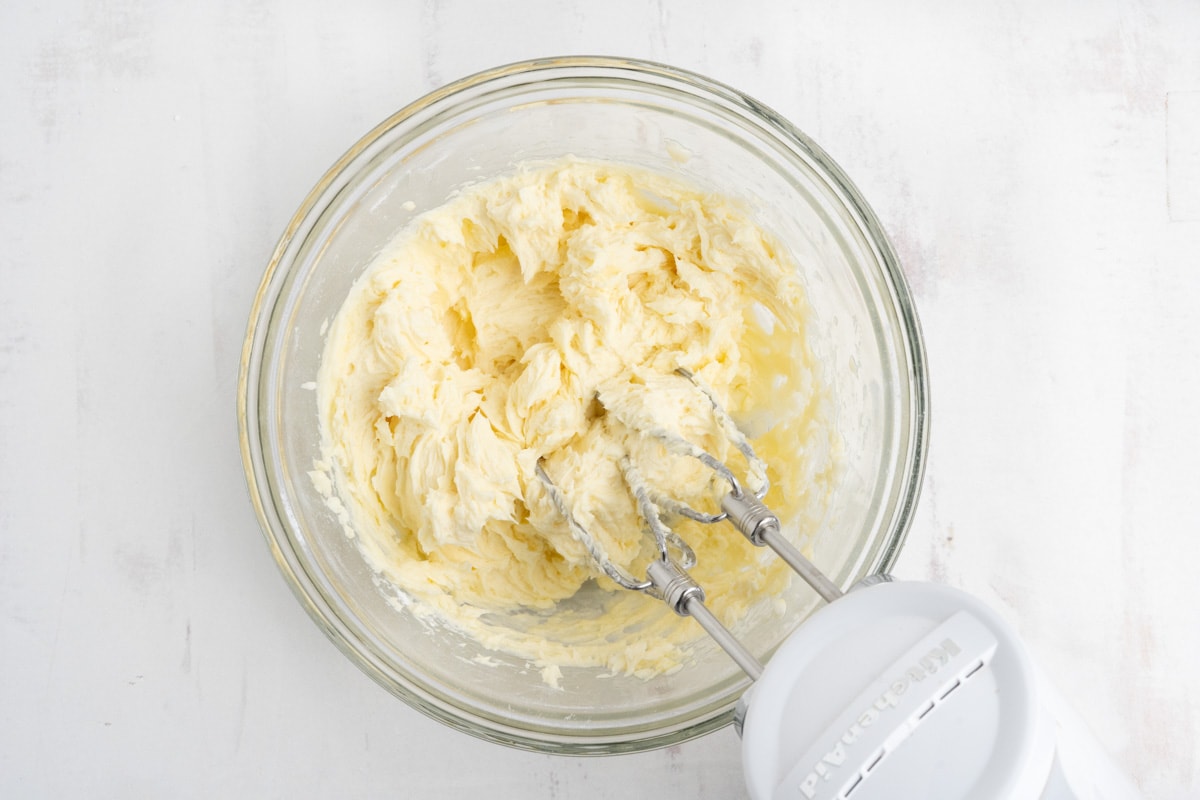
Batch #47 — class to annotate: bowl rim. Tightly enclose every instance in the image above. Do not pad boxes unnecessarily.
[236,54,929,754]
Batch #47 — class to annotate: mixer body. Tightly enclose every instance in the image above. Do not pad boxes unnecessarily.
[737,580,1141,800]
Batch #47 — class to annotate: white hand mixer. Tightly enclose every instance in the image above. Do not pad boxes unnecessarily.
[536,369,1140,800]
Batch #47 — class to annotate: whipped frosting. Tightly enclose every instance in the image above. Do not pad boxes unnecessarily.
[313,159,834,677]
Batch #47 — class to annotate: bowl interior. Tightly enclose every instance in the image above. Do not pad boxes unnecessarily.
[244,60,925,752]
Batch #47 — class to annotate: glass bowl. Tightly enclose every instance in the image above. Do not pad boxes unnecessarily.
[237,56,927,754]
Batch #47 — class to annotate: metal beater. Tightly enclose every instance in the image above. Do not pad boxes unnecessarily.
[534,367,843,681]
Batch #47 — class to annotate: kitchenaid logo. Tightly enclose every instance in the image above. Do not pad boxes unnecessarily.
[798,638,963,799]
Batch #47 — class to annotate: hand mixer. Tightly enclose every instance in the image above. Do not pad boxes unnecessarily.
[536,369,1140,800]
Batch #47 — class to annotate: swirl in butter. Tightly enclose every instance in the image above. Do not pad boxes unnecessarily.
[314,159,834,680]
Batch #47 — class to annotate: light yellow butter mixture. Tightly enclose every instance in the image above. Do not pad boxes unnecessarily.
[314,159,834,678]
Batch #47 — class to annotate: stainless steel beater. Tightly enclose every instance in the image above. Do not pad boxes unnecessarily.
[534,367,842,680]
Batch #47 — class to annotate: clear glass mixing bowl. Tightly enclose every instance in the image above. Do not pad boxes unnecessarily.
[237,57,927,754]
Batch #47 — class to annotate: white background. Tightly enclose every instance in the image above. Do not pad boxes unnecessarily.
[2,1,1198,797]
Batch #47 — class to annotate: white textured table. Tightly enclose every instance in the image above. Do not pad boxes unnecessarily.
[3,2,1198,797]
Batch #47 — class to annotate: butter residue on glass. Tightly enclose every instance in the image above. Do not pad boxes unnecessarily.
[311,158,835,679]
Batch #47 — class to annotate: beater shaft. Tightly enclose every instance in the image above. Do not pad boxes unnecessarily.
[759,525,843,604]
[683,595,764,681]
[646,557,765,680]
[722,488,844,603]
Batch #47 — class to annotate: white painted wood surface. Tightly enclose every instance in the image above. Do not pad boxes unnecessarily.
[2,1,1197,796]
